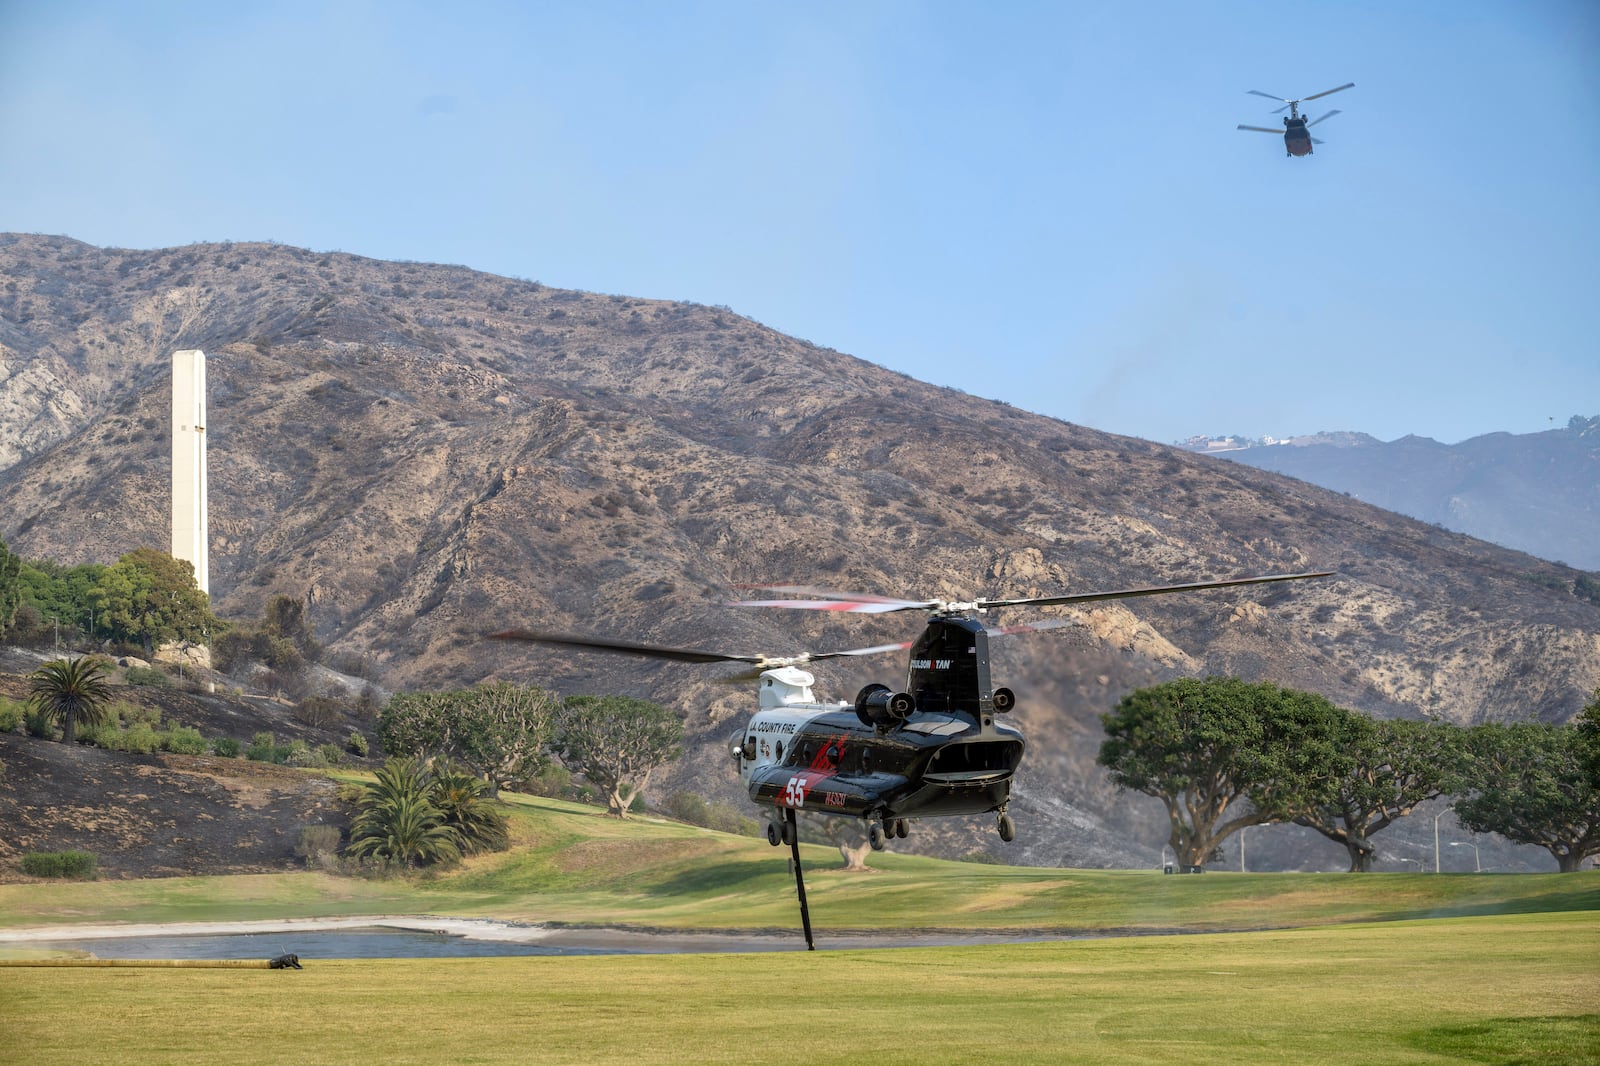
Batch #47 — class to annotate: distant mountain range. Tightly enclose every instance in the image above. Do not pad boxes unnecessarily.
[1177,420,1600,571]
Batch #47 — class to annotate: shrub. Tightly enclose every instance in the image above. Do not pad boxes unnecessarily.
[666,791,758,836]
[162,726,207,755]
[113,723,161,754]
[284,740,322,768]
[24,707,55,739]
[213,736,241,758]
[114,701,160,729]
[666,790,710,826]
[519,763,571,798]
[246,731,290,764]
[345,730,369,757]
[315,743,344,766]
[293,695,344,730]
[124,665,170,687]
[294,825,343,870]
[21,851,97,879]
[0,697,26,733]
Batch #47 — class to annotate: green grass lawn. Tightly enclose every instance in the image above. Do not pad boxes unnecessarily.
[1,913,1595,1065]
[1,792,1595,1063]
[1,792,1595,936]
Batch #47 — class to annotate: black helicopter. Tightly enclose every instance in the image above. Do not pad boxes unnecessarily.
[1237,82,1353,156]
[494,570,1331,849]
[494,570,1330,947]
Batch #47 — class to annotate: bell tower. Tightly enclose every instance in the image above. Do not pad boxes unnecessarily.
[170,349,209,596]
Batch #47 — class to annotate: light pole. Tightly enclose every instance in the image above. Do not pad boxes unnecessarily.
[1397,857,1425,872]
[1450,841,1482,873]
[1434,806,1454,873]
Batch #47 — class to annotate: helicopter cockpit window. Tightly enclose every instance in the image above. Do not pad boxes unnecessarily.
[742,736,756,760]
[774,741,784,763]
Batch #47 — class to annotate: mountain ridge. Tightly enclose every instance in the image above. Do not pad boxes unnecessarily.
[2,232,1596,869]
[1177,420,1600,570]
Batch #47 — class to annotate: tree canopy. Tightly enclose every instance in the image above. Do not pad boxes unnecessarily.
[1098,676,1350,868]
[554,695,684,818]
[1292,717,1463,871]
[378,682,558,796]
[1455,721,1599,873]
[96,548,219,657]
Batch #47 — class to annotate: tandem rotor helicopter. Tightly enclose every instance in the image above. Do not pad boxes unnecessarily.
[1236,81,1354,156]
[494,569,1330,948]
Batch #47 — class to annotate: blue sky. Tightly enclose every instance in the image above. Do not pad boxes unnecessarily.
[3,1,1595,445]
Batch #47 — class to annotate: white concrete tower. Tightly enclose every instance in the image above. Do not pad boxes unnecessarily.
[171,349,209,596]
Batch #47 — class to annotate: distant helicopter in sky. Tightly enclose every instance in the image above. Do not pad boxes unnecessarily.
[1237,82,1354,157]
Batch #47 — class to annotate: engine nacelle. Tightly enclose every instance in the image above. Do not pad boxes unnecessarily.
[855,683,915,728]
[991,687,1016,713]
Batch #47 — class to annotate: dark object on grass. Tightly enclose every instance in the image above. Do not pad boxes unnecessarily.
[269,953,303,969]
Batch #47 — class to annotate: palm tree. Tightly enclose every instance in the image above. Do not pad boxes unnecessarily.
[346,758,463,868]
[429,761,510,855]
[28,657,113,744]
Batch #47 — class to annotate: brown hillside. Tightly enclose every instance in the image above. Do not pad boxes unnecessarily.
[2,233,1596,870]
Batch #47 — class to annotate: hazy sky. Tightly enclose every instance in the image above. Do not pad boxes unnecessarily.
[3,1,1596,445]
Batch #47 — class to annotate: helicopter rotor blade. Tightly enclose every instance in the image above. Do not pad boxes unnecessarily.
[488,628,912,673]
[973,571,1335,611]
[730,585,938,613]
[1246,89,1288,103]
[1237,124,1283,134]
[488,629,764,665]
[1302,82,1355,102]
[1306,109,1341,128]
[734,572,1334,616]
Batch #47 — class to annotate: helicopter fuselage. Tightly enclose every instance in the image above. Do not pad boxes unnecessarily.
[735,704,1024,822]
[728,615,1026,839]
[1283,116,1313,156]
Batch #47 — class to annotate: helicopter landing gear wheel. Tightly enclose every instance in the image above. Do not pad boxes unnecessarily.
[869,821,887,851]
[767,821,782,847]
[781,818,796,847]
[997,812,1017,843]
[893,818,909,839]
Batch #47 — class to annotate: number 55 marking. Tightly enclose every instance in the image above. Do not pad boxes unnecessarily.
[783,776,809,808]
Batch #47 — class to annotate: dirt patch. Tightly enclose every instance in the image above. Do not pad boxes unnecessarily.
[0,733,351,881]
[0,666,369,882]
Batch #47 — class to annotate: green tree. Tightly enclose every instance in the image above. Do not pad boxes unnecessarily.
[1575,690,1600,789]
[346,757,464,868]
[18,560,108,644]
[27,656,113,744]
[1455,721,1599,873]
[1098,676,1350,869]
[378,682,558,796]
[554,695,684,818]
[0,536,22,634]
[95,548,219,658]
[1292,717,1463,871]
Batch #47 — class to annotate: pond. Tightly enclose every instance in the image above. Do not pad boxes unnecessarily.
[5,919,1070,960]
[26,929,643,960]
